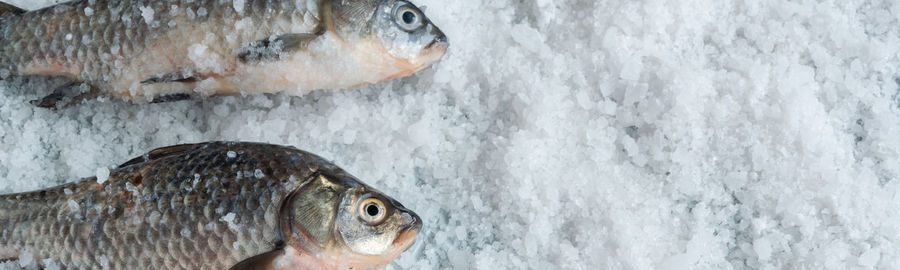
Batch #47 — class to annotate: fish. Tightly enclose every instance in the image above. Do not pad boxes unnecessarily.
[0,0,448,107]
[0,142,422,269]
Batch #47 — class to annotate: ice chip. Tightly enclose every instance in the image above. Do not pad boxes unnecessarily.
[139,6,155,24]
[859,249,880,267]
[96,167,110,184]
[620,59,643,81]
[180,227,192,238]
[18,251,34,267]
[221,212,239,231]
[99,256,109,270]
[510,24,546,54]
[753,237,772,261]
[41,259,60,270]
[67,200,79,212]
[233,0,245,14]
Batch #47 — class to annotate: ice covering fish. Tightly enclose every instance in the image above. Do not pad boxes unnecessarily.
[0,142,422,269]
[0,0,448,106]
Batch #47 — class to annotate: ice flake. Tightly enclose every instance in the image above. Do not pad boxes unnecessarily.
[17,251,34,267]
[96,167,110,184]
[235,17,252,31]
[180,227,192,238]
[753,237,773,262]
[220,212,240,231]
[99,256,109,270]
[139,6,155,24]
[66,200,79,212]
[41,259,60,270]
[233,0,245,15]
[187,43,226,74]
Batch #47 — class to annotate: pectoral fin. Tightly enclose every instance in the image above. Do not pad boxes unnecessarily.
[238,33,320,63]
[30,81,99,109]
[138,72,206,103]
[117,143,205,168]
[151,93,194,103]
[141,71,201,84]
[229,249,285,270]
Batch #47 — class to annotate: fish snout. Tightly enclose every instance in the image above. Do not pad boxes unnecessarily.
[433,30,448,45]
[425,24,450,52]
[394,201,422,229]
[392,211,422,252]
[427,26,449,51]
[408,211,423,232]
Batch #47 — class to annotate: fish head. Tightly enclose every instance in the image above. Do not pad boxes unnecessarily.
[282,173,421,268]
[330,0,449,73]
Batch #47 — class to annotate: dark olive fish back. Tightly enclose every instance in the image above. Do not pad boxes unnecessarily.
[0,142,337,269]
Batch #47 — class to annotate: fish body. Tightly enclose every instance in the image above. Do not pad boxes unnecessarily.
[0,142,422,269]
[0,0,447,103]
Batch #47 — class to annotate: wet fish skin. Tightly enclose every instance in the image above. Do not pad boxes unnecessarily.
[0,0,448,103]
[0,142,422,269]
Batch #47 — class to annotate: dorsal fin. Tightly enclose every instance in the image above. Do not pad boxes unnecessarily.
[118,143,203,168]
[0,2,25,16]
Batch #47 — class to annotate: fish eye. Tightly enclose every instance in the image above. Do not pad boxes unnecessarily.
[394,5,424,32]
[358,197,388,225]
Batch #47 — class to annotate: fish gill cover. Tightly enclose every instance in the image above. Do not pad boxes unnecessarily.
[2,0,900,269]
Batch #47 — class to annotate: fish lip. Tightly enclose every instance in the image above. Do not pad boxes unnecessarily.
[425,29,449,50]
[426,40,449,51]
[392,215,423,252]
[426,33,449,50]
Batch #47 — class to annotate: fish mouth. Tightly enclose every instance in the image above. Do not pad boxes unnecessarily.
[392,216,423,252]
[425,40,449,53]
[425,34,449,51]
[417,37,448,67]
[402,39,447,74]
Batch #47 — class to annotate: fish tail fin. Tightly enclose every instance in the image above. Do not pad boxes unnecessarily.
[0,2,25,16]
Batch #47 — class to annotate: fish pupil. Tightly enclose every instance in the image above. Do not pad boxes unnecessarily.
[402,11,417,25]
[366,204,380,216]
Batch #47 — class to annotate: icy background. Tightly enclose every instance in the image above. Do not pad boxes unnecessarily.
[3,0,900,269]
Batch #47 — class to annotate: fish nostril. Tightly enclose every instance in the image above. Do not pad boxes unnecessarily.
[403,211,422,228]
[413,217,423,229]
[411,213,423,229]
[435,33,448,44]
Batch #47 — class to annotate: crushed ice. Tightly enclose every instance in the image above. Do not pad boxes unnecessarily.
[95,167,110,184]
[0,0,899,269]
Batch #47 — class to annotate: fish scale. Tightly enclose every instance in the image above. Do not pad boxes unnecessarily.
[0,0,320,87]
[0,142,331,269]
